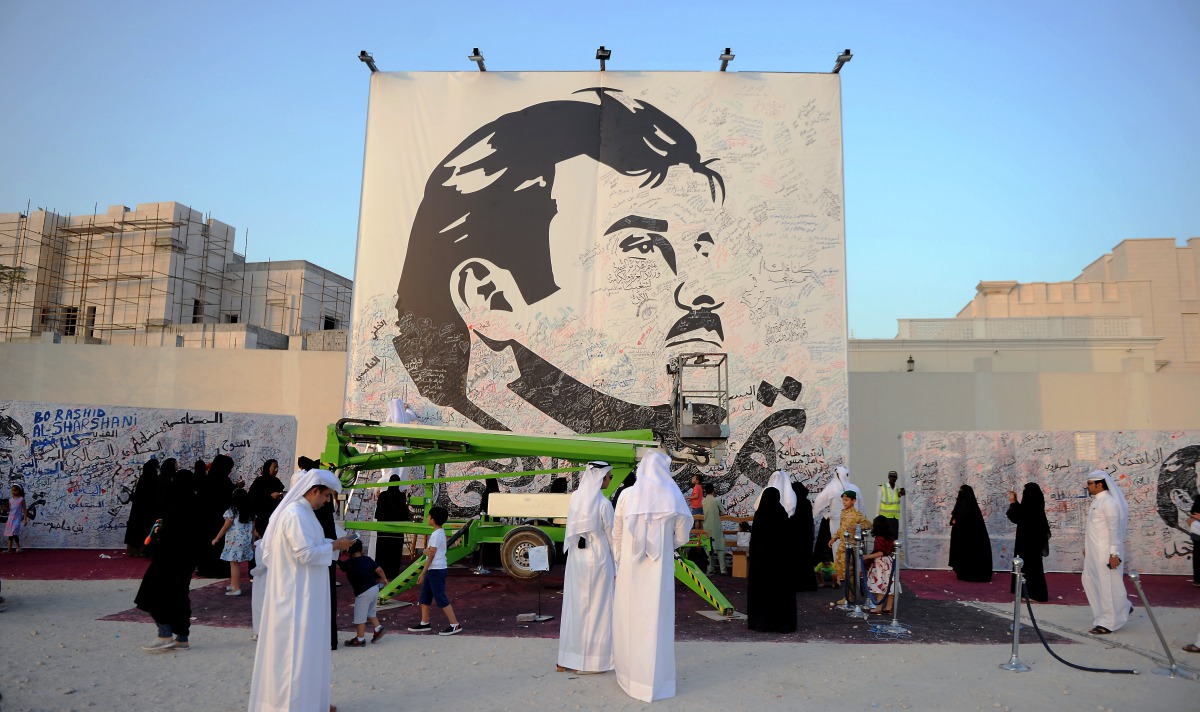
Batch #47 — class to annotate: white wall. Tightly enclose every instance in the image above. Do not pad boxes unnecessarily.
[0,343,346,470]
[2,341,1196,522]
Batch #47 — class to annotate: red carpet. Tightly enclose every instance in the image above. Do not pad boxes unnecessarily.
[901,569,1198,609]
[0,548,150,580]
[97,566,1073,645]
[8,551,1194,644]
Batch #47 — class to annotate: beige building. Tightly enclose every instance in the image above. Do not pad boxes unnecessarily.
[955,237,1200,373]
[0,201,351,349]
[0,233,1195,500]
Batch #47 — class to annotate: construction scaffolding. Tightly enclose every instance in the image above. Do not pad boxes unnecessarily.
[0,201,352,348]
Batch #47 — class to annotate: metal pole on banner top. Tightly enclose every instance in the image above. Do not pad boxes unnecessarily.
[1000,556,1031,672]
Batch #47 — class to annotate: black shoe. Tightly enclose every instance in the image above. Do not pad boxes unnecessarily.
[407,622,432,632]
[439,624,462,636]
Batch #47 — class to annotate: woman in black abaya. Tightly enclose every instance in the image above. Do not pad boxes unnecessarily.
[134,468,200,650]
[124,459,160,557]
[248,459,285,539]
[747,487,797,633]
[374,475,411,579]
[196,453,238,577]
[790,481,817,592]
[1006,483,1051,601]
[949,484,993,582]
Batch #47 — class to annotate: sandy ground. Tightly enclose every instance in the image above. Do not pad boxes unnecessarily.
[0,578,1197,712]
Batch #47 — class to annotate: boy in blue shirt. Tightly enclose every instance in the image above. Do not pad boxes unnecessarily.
[338,539,388,646]
[407,506,462,635]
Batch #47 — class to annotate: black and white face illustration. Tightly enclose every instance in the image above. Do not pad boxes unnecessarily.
[454,154,728,396]
[1157,445,1199,557]
[392,89,731,434]
[350,73,849,508]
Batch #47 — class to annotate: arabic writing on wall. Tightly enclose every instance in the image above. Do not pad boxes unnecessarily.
[344,74,851,517]
[901,430,1198,575]
[0,400,297,548]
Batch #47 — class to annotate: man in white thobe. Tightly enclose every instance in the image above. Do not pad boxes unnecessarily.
[557,461,616,674]
[612,450,692,702]
[248,469,354,712]
[812,466,861,563]
[1082,470,1131,634]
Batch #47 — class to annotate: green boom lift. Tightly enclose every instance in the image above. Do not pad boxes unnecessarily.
[322,353,735,616]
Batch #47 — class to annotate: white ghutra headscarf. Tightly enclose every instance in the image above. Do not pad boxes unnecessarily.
[260,468,342,567]
[754,470,797,517]
[565,461,613,548]
[619,451,691,561]
[1086,468,1129,545]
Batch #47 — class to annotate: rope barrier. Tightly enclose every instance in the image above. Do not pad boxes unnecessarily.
[1018,579,1138,675]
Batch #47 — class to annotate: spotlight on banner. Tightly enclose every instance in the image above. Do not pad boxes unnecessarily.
[596,45,611,71]
[468,48,487,72]
[358,50,378,73]
[719,48,735,72]
[832,48,852,73]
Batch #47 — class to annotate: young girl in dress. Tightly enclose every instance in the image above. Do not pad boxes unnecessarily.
[4,484,28,554]
[864,515,900,614]
[211,488,254,595]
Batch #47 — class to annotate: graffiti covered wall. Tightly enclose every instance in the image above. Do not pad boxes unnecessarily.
[347,72,849,515]
[0,400,296,548]
[902,430,1199,575]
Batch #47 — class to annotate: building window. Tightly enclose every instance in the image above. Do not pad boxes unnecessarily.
[86,306,97,338]
[192,298,203,324]
[223,313,240,324]
[323,315,339,330]
[63,306,78,336]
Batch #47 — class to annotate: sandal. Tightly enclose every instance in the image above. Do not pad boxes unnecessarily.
[1089,626,1112,635]
[1182,644,1200,654]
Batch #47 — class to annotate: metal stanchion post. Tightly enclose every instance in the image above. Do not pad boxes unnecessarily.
[890,539,903,622]
[872,539,910,636]
[847,526,868,619]
[1000,556,1031,672]
[1128,571,1194,679]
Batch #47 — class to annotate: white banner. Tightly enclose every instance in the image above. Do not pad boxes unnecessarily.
[348,72,848,515]
[0,400,296,548]
[902,430,1199,575]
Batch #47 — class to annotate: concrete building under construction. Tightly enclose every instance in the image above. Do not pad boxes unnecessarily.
[0,201,351,349]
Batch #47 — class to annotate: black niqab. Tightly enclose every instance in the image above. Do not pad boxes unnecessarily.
[248,461,285,538]
[196,453,238,577]
[135,468,200,636]
[375,475,411,578]
[1006,482,1050,601]
[747,487,797,633]
[124,459,160,550]
[949,484,993,582]
[790,481,817,592]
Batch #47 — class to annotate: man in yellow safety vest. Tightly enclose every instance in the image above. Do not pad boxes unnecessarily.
[877,470,904,540]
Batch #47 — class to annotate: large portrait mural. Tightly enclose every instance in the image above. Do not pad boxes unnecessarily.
[348,73,848,516]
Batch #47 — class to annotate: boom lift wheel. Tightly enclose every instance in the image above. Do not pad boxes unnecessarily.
[500,525,555,580]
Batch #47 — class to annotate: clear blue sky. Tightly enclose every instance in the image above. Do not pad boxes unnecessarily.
[1,1,1196,338]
